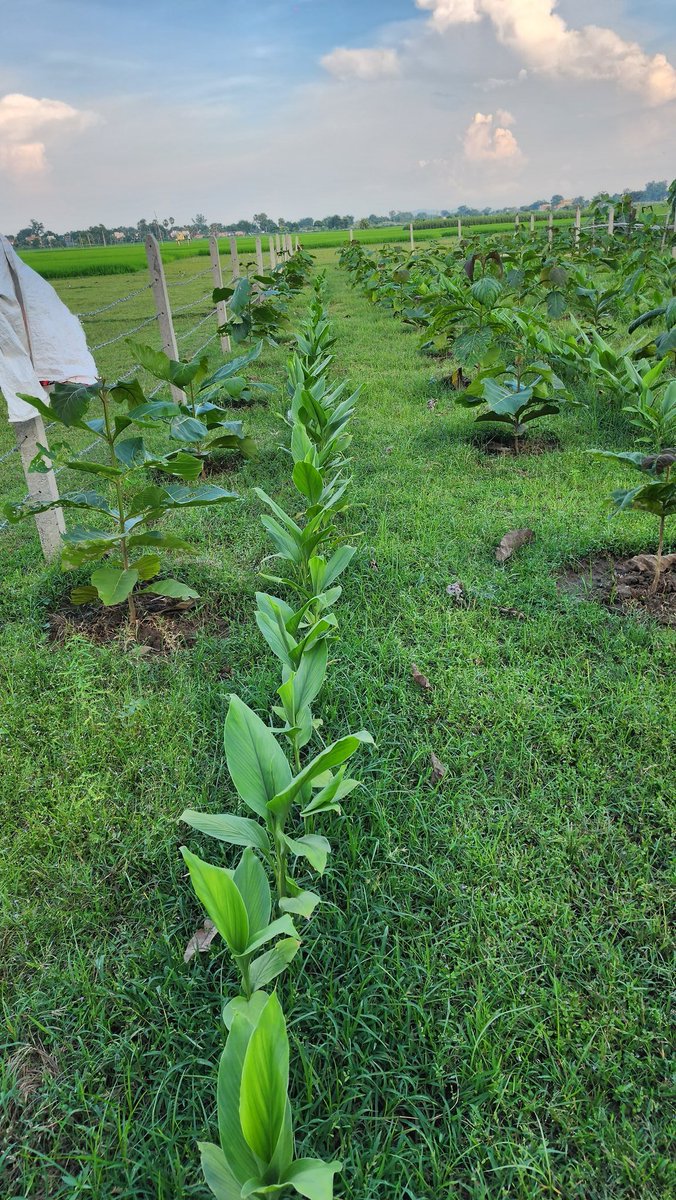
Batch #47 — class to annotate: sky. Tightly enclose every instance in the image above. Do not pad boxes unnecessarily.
[1,0,675,232]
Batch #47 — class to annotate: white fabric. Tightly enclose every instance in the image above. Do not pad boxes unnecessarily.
[0,236,97,422]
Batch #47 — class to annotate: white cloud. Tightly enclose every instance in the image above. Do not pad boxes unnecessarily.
[416,0,676,105]
[463,110,522,160]
[320,47,400,80]
[0,92,97,178]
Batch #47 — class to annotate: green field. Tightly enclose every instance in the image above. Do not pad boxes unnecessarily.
[16,219,585,279]
[0,250,673,1199]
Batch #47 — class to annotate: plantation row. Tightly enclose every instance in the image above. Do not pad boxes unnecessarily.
[338,224,675,592]
[3,253,370,1197]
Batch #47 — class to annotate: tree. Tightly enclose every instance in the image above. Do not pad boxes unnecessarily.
[357,217,369,229]
[643,180,667,202]
[550,194,564,208]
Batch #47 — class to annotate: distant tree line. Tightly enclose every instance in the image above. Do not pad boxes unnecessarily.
[6,182,670,248]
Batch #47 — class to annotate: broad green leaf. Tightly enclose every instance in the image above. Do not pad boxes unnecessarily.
[223,991,270,1032]
[217,1017,259,1184]
[114,437,152,469]
[198,1143,241,1200]
[127,342,172,382]
[278,891,320,919]
[291,642,328,713]
[225,696,292,818]
[239,993,289,1165]
[90,567,139,607]
[70,585,99,605]
[171,415,208,443]
[268,731,373,817]
[131,553,161,581]
[181,809,269,852]
[281,1158,343,1200]
[248,938,300,992]
[49,382,96,427]
[127,530,195,551]
[234,848,271,938]
[245,915,299,957]
[282,833,331,875]
[144,579,199,600]
[180,846,249,954]
[292,461,324,506]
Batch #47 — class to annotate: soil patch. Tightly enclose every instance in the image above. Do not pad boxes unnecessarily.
[47,590,229,653]
[473,430,561,457]
[557,551,676,627]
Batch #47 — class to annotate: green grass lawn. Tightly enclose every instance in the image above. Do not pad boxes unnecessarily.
[0,251,674,1199]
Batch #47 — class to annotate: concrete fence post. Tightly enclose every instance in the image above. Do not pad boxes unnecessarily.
[145,234,185,403]
[209,234,231,354]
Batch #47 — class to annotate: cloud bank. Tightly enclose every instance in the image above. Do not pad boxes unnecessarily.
[0,92,97,179]
[416,0,676,104]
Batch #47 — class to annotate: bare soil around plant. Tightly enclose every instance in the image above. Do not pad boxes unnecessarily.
[47,591,228,652]
[558,550,676,626]
[473,430,561,457]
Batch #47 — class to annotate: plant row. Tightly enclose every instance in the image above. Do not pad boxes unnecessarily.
[339,222,675,588]
[178,273,370,1198]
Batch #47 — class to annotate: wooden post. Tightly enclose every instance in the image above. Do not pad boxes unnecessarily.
[269,236,277,269]
[229,234,240,279]
[13,416,65,560]
[457,217,462,244]
[530,213,535,235]
[547,210,553,246]
[145,234,184,403]
[409,222,414,251]
[607,205,614,236]
[209,234,231,354]
[255,237,264,274]
[574,205,581,249]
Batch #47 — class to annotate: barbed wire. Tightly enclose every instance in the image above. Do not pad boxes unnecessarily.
[76,282,153,318]
[176,307,217,344]
[169,267,213,288]
[90,314,157,352]
[171,289,213,317]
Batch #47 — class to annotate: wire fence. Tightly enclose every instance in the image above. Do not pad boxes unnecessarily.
[0,238,248,541]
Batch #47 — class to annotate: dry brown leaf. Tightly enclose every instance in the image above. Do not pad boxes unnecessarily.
[8,1044,59,1105]
[626,553,676,575]
[430,752,447,784]
[495,527,535,563]
[499,606,526,620]
[184,918,219,963]
[411,663,431,690]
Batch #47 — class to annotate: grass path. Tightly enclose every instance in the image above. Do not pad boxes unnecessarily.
[1,254,673,1199]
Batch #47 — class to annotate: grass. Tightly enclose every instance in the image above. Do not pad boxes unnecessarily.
[1,250,674,1200]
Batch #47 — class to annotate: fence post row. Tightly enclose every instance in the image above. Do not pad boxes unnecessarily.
[229,234,240,279]
[145,234,185,403]
[209,234,231,354]
[255,237,264,274]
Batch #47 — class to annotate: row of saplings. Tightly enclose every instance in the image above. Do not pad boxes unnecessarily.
[338,237,675,596]
[178,277,368,1197]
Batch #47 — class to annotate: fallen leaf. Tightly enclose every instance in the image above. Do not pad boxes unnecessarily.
[498,606,526,620]
[446,580,465,603]
[495,527,535,563]
[427,398,438,411]
[430,752,447,784]
[625,553,676,575]
[411,663,431,690]
[184,919,218,963]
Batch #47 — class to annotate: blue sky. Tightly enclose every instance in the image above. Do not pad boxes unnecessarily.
[1,1,675,231]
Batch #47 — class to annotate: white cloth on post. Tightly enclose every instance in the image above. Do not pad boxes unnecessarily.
[0,235,97,422]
